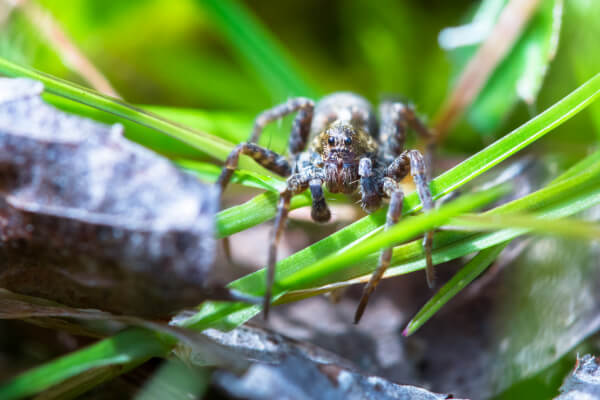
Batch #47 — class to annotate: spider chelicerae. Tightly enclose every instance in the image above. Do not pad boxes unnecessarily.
[217,92,435,323]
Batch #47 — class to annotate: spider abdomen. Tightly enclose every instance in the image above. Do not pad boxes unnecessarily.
[309,92,377,138]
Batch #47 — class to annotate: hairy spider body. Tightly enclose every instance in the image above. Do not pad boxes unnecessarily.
[218,92,435,323]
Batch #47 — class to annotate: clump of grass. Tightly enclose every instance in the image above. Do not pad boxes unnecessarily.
[1,0,600,398]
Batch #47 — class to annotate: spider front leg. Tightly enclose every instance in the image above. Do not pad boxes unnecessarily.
[217,97,315,194]
[355,177,403,323]
[216,142,292,191]
[250,97,314,156]
[217,97,314,260]
[309,178,331,222]
[358,158,382,213]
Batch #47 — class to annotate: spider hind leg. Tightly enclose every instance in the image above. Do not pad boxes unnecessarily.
[386,150,435,288]
[263,175,313,318]
[405,150,435,288]
[355,178,403,323]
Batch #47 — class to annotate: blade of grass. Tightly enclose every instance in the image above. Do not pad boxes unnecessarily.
[178,160,286,192]
[552,149,600,183]
[0,328,173,400]
[451,213,600,239]
[196,0,318,100]
[0,58,234,160]
[403,244,508,336]
[135,359,209,400]
[0,59,289,176]
[217,191,313,238]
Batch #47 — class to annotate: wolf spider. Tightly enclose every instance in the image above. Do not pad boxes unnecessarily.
[217,93,435,323]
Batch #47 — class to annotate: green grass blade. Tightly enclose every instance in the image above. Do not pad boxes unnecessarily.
[0,58,234,160]
[552,149,600,183]
[178,160,286,192]
[0,328,172,400]
[384,182,600,281]
[403,243,508,336]
[217,191,313,238]
[196,0,318,99]
[370,170,600,337]
[451,213,600,239]
[135,359,209,400]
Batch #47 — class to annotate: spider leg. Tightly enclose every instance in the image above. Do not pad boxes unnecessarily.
[249,97,315,156]
[309,178,331,222]
[385,150,435,288]
[358,157,382,213]
[355,177,403,323]
[217,98,314,262]
[379,101,435,179]
[264,175,309,318]
[216,143,292,192]
[216,143,292,262]
[264,191,291,319]
[405,150,435,287]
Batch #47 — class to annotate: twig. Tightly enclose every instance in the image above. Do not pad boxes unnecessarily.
[433,0,541,141]
[15,0,121,98]
[0,0,23,26]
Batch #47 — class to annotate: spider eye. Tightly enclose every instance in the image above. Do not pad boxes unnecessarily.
[328,137,335,145]
[344,137,352,146]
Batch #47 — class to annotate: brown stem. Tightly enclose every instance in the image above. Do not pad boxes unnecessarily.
[16,0,121,98]
[433,0,541,141]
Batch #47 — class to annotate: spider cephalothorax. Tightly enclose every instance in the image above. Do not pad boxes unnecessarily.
[217,92,435,323]
[312,120,378,195]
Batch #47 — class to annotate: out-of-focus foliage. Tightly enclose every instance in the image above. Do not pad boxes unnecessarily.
[442,0,562,135]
